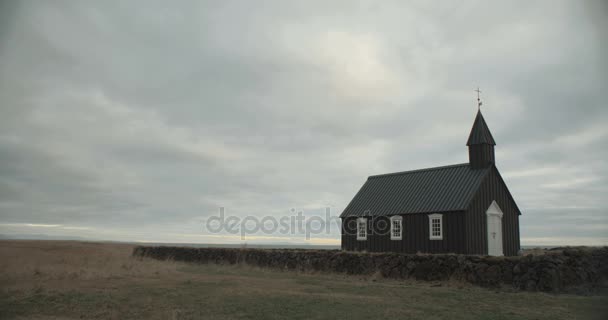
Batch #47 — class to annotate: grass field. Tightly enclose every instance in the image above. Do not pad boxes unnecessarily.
[1,241,607,320]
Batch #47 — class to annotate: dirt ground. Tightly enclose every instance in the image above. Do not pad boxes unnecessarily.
[1,240,607,320]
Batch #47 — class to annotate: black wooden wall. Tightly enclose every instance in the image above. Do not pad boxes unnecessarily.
[341,211,467,254]
[465,167,521,256]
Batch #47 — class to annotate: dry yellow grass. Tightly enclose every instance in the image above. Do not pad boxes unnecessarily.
[0,241,184,293]
[1,240,607,320]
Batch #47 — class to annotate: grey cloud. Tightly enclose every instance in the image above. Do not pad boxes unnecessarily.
[0,0,606,245]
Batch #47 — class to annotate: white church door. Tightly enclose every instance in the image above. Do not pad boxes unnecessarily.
[486,200,504,256]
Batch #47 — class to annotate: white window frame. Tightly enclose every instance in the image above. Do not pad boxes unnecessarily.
[428,213,443,240]
[390,215,402,240]
[356,218,367,240]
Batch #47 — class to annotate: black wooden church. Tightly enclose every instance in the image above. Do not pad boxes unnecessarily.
[340,108,521,256]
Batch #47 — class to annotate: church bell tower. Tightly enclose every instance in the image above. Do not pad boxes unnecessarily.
[467,89,496,169]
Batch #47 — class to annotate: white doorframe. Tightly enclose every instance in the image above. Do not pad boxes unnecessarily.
[486,200,504,256]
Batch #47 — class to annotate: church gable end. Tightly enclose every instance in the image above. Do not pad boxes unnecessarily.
[464,167,521,256]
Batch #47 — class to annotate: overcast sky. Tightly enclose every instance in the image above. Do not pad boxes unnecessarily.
[1,0,606,246]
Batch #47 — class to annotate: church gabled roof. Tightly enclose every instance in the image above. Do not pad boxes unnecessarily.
[340,163,492,218]
[466,110,496,146]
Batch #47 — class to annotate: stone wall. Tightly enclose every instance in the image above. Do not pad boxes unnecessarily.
[132,246,608,292]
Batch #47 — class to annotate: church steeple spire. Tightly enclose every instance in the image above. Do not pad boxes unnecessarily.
[467,110,496,147]
[467,101,496,169]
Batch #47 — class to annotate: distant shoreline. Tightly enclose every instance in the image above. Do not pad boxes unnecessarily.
[0,237,600,250]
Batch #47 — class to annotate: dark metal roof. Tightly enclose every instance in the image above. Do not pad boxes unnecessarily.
[466,110,496,146]
[340,163,491,218]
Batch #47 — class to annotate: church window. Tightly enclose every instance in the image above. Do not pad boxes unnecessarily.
[390,216,402,240]
[357,218,367,240]
[428,214,443,240]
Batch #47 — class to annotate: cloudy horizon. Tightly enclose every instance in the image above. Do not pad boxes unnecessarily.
[1,0,607,246]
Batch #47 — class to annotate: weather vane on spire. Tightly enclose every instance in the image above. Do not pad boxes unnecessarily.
[475,87,483,111]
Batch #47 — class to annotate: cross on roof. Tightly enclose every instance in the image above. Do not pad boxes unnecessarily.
[475,87,483,110]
